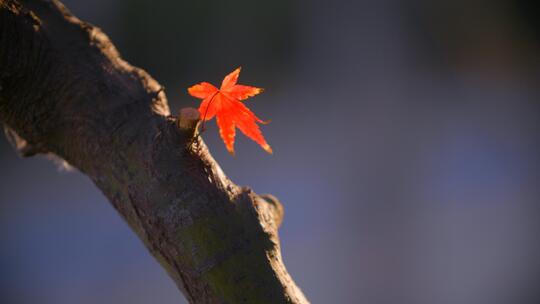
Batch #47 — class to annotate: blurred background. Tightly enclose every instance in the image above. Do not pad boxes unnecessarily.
[1,0,540,303]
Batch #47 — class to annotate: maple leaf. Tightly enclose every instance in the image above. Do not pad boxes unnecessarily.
[187,67,272,155]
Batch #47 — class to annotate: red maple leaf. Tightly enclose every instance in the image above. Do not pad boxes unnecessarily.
[187,67,272,155]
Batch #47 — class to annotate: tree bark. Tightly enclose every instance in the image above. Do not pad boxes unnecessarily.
[0,0,308,303]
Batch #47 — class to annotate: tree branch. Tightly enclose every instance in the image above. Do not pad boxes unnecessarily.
[0,0,308,303]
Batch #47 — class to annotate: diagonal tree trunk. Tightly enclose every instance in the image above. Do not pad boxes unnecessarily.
[0,0,308,303]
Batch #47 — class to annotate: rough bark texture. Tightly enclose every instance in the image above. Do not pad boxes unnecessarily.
[0,1,308,303]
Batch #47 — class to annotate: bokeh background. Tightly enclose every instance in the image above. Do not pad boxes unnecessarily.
[1,0,540,303]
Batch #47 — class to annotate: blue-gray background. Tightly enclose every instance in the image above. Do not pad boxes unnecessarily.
[1,0,540,303]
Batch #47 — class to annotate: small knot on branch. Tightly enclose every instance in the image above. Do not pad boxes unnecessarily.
[259,194,284,229]
[177,107,200,139]
[3,125,46,157]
